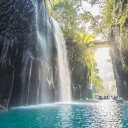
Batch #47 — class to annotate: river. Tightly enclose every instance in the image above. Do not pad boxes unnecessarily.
[0,100,128,128]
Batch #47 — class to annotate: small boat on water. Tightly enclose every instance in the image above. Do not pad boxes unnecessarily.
[97,96,110,100]
[116,100,124,103]
[0,105,6,110]
[113,96,124,103]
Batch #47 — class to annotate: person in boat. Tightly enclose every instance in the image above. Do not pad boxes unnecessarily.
[117,96,123,100]
[116,96,123,103]
[106,95,109,99]
[113,96,117,100]
[98,96,102,100]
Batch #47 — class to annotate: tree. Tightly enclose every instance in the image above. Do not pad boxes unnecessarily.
[45,0,104,98]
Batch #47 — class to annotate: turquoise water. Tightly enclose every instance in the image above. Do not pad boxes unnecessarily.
[0,100,128,128]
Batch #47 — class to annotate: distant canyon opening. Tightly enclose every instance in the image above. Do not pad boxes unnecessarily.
[94,47,117,97]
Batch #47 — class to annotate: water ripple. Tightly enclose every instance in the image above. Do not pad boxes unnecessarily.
[0,100,128,128]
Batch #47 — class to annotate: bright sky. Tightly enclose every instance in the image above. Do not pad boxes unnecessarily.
[82,1,100,16]
[81,1,103,40]
[95,48,117,96]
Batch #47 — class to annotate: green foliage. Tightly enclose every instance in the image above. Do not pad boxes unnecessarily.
[102,0,128,50]
[102,0,115,26]
[45,0,104,96]
[101,0,128,31]
[92,76,104,95]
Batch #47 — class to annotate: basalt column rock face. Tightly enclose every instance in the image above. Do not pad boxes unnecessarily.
[109,0,128,100]
[0,0,71,108]
[0,0,51,108]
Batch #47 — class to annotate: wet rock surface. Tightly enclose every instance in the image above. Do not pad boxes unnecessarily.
[0,0,54,108]
[109,1,128,100]
[0,0,71,108]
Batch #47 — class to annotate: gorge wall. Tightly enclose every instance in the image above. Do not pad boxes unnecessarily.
[0,0,71,108]
[109,0,128,100]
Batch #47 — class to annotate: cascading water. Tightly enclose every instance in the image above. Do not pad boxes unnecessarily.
[35,2,53,103]
[34,0,71,102]
[0,0,71,108]
[52,19,71,102]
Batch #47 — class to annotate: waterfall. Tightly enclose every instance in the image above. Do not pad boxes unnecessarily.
[0,0,71,108]
[52,19,71,102]
[35,1,54,103]
[34,0,71,102]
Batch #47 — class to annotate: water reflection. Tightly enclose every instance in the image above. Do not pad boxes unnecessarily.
[0,102,128,128]
[90,100,122,128]
[56,101,123,128]
[57,105,72,128]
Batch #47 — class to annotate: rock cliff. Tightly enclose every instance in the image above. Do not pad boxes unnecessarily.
[0,0,71,108]
[109,0,128,99]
